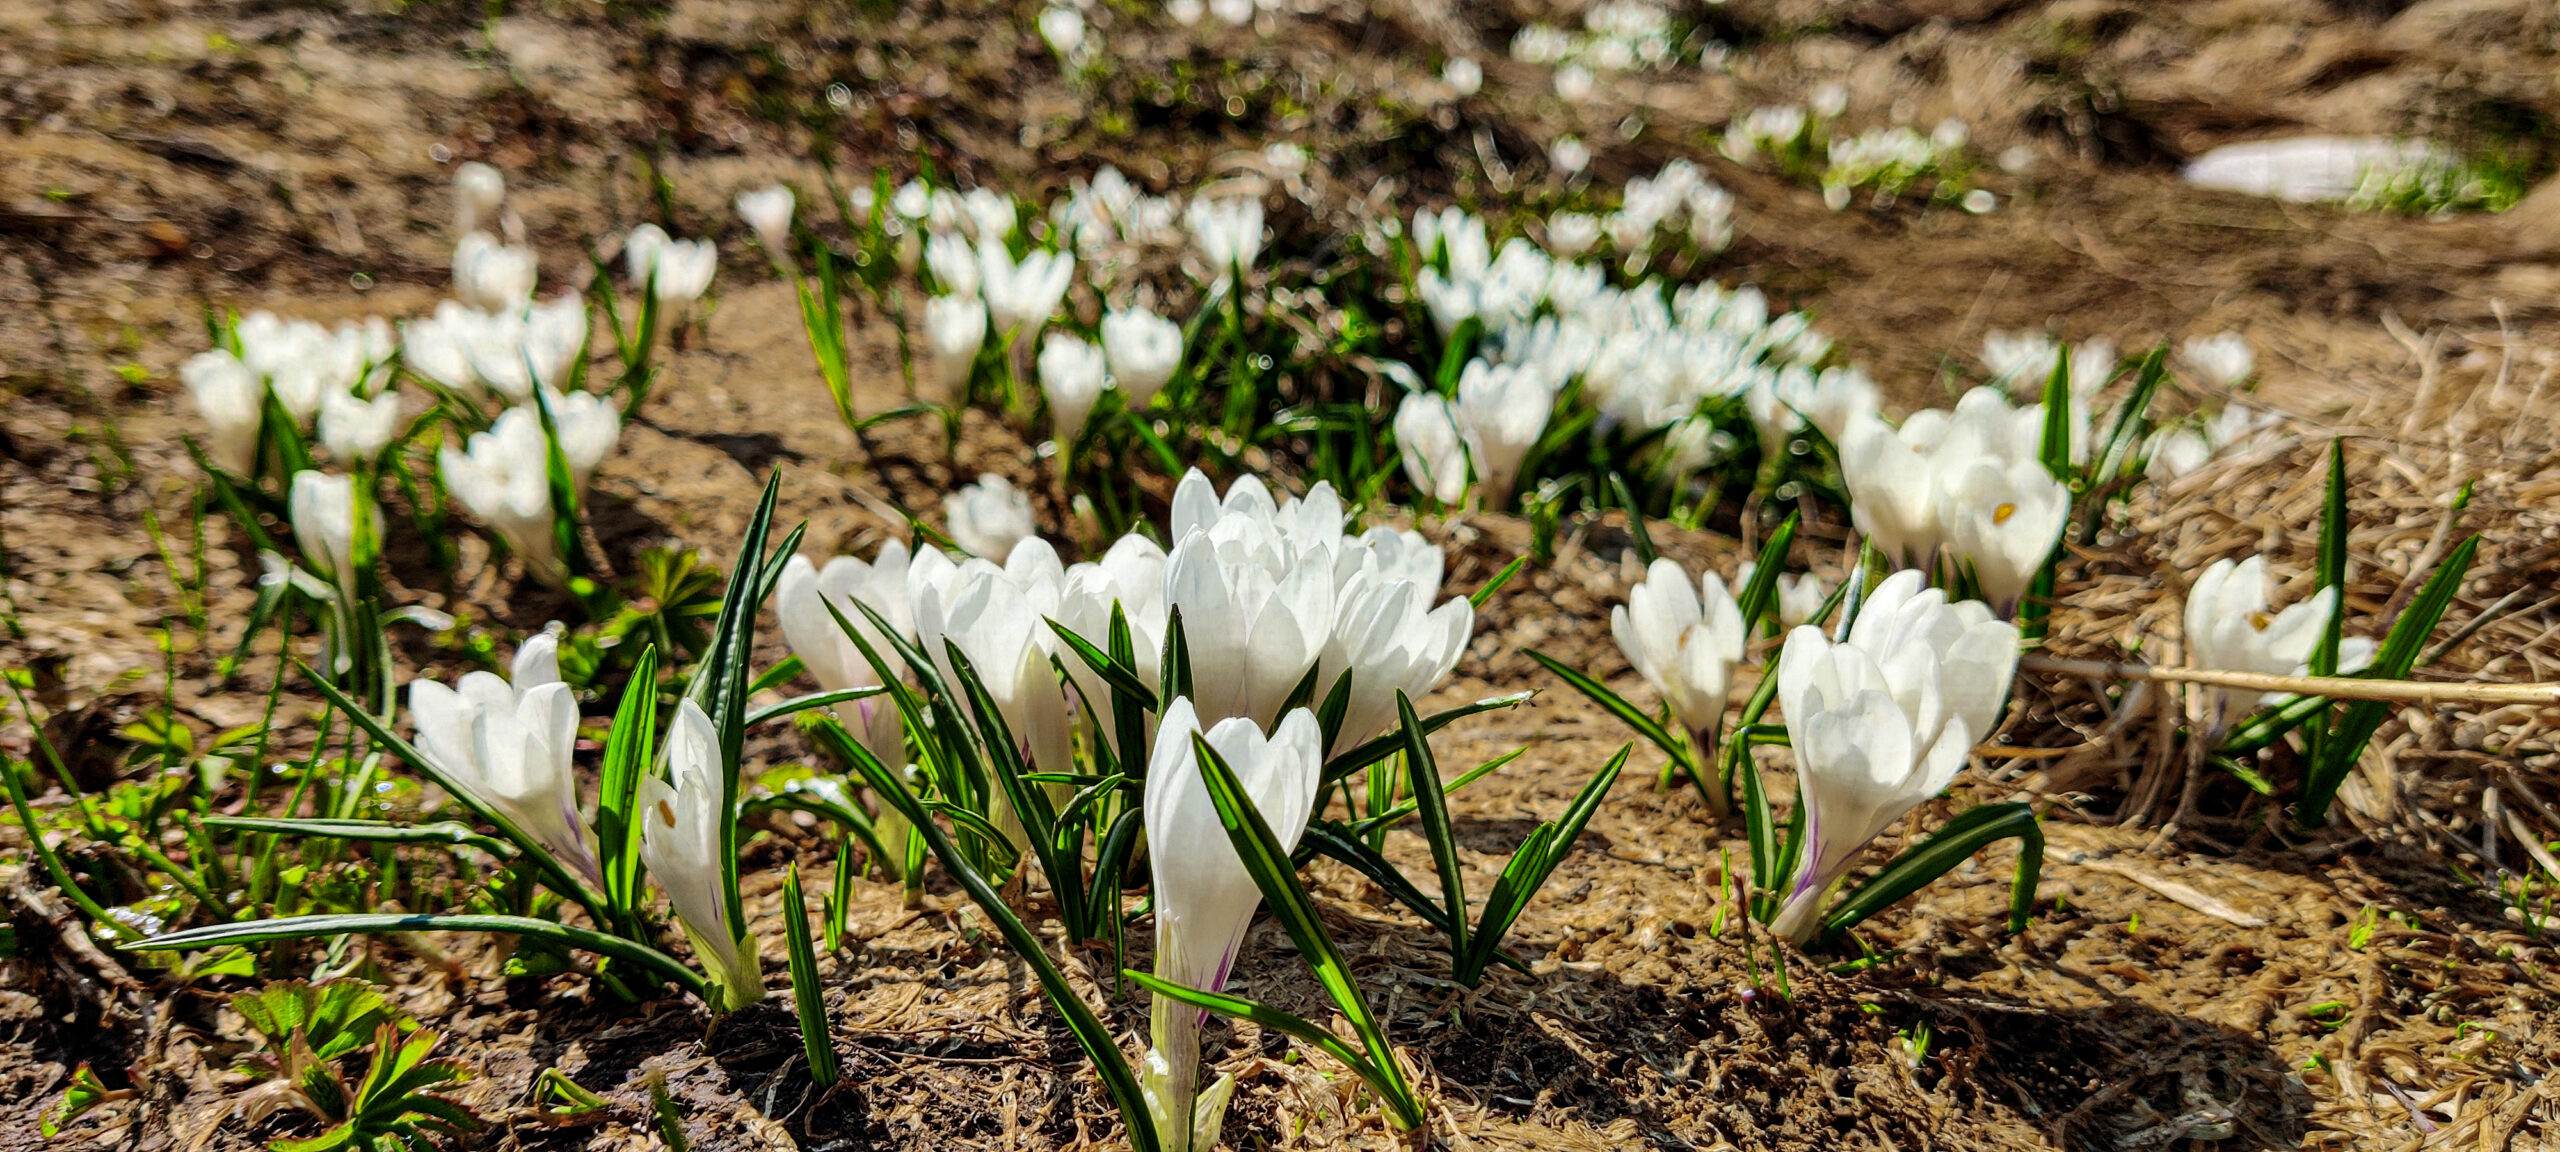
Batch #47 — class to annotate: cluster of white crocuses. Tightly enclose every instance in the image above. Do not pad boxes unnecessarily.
[183,311,403,477]
[405,633,761,1008]
[771,469,1471,1146]
[1508,1,1683,103]
[1836,386,2070,616]
[1721,90,1984,213]
[1394,201,1841,509]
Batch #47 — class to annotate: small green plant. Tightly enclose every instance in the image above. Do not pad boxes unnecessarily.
[256,1025,480,1152]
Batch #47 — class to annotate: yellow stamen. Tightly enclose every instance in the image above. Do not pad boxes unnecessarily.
[1993,502,2017,525]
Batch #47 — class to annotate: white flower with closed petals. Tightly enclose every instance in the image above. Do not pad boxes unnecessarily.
[319,388,403,464]
[1163,471,1341,726]
[1318,568,1473,755]
[979,242,1075,337]
[2181,332,2254,389]
[440,407,569,587]
[778,545,912,762]
[925,294,988,402]
[909,547,1074,841]
[734,185,795,266]
[1546,211,1599,257]
[1101,308,1182,407]
[289,470,359,591]
[1185,197,1263,286]
[944,474,1035,560]
[454,232,538,312]
[1454,358,1559,510]
[1393,391,1470,506]
[2184,556,2371,733]
[1770,571,2018,943]
[924,230,980,297]
[1443,57,1483,97]
[183,351,263,476]
[452,162,506,236]
[1052,534,1171,756]
[1611,559,1746,750]
[1981,330,2060,388]
[1038,332,1110,448]
[1139,700,1323,1152]
[639,699,763,1009]
[409,634,600,887]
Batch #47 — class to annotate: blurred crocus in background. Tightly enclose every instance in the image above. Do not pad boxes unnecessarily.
[925,295,990,403]
[2180,332,2255,389]
[1770,571,2018,942]
[735,185,796,268]
[1393,391,1470,506]
[1101,307,1182,408]
[318,387,403,464]
[452,161,506,236]
[1038,332,1110,450]
[628,224,719,308]
[1185,196,1264,288]
[289,470,360,593]
[980,243,1076,339]
[1454,359,1561,510]
[453,232,538,313]
[944,474,1035,560]
[182,350,263,476]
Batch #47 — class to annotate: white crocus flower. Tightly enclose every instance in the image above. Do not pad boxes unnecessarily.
[944,474,1035,560]
[289,470,359,591]
[1837,412,1942,568]
[979,242,1076,338]
[1981,330,2060,389]
[1052,534,1171,756]
[1038,332,1110,448]
[1185,197,1264,288]
[1443,57,1483,97]
[639,699,763,1010]
[541,387,622,484]
[1454,359,1560,510]
[1770,571,2018,943]
[777,545,912,763]
[1611,559,1746,752]
[1139,700,1323,1152]
[319,387,403,464]
[909,549,1074,832]
[440,407,569,588]
[1392,391,1470,506]
[408,634,601,886]
[961,187,1018,241]
[734,185,796,268]
[1546,211,1599,258]
[400,303,485,398]
[1740,562,1829,630]
[925,294,989,403]
[1162,471,1341,726]
[1101,308,1182,407]
[452,162,506,236]
[1038,4,1085,55]
[1935,456,2068,617]
[648,238,719,308]
[1318,568,1474,755]
[182,350,263,476]
[924,230,980,297]
[2184,556,2371,734]
[453,232,537,312]
[2181,332,2254,389]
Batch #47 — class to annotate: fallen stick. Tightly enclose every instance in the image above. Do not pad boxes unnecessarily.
[2020,656,2560,708]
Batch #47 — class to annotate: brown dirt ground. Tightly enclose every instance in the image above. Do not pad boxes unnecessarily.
[7,0,2560,1149]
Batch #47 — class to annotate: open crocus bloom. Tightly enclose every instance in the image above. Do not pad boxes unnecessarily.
[910,543,1073,842]
[453,232,537,313]
[1163,473,1342,727]
[1839,387,2068,616]
[409,634,601,887]
[1611,558,1747,754]
[1318,565,1474,756]
[777,545,913,763]
[1140,699,1322,1152]
[925,230,980,297]
[440,407,569,588]
[979,241,1076,337]
[1770,571,2018,943]
[639,699,762,1010]
[2184,556,2371,734]
[319,387,403,464]
[1936,455,2069,616]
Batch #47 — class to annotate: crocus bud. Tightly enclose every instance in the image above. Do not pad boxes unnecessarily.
[1100,307,1182,408]
[1453,358,1559,510]
[944,474,1035,561]
[452,162,506,237]
[1443,57,1483,97]
[183,350,263,476]
[453,232,538,312]
[924,230,980,297]
[288,470,359,590]
[1038,332,1110,449]
[1140,700,1323,1152]
[777,545,914,765]
[1392,391,1470,506]
[734,185,796,266]
[924,295,989,404]
[640,699,764,1010]
[1185,196,1263,287]
[319,387,403,464]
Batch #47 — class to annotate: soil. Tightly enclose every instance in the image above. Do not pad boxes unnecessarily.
[6,0,2560,1149]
